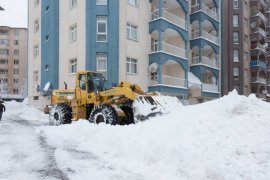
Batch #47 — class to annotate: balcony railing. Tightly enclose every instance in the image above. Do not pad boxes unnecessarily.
[191,30,220,45]
[251,43,266,52]
[151,41,187,58]
[251,77,267,84]
[191,4,219,21]
[150,75,187,87]
[250,60,267,69]
[202,83,219,92]
[191,56,219,68]
[150,9,188,30]
[250,0,267,8]
[251,11,266,22]
[251,27,266,37]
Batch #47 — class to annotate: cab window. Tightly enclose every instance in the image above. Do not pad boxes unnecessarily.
[79,74,86,90]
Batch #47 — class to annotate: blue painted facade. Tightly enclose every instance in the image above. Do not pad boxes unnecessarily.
[85,1,119,88]
[41,0,59,94]
[190,0,221,98]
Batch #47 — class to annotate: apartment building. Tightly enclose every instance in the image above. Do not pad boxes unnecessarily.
[0,26,27,100]
[223,0,270,101]
[28,0,222,108]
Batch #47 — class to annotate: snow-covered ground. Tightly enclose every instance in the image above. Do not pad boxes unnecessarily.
[1,91,270,180]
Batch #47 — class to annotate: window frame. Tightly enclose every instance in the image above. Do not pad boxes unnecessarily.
[96,53,108,79]
[126,23,138,41]
[96,0,107,5]
[96,17,107,42]
[69,58,77,74]
[126,57,138,74]
[69,24,77,42]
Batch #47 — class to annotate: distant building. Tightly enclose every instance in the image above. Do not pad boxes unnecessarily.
[222,0,270,101]
[0,26,27,101]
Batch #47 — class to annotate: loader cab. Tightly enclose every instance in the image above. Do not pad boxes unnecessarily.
[87,72,104,92]
[77,71,104,93]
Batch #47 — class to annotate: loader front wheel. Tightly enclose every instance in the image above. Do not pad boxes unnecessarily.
[49,104,72,126]
[89,104,118,125]
[120,104,134,125]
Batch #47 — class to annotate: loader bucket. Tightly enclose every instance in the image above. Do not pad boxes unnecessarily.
[132,95,182,123]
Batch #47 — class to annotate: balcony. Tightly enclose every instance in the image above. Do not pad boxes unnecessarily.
[202,83,219,92]
[151,41,187,59]
[251,43,266,52]
[250,11,266,22]
[150,75,187,88]
[191,4,219,22]
[150,9,188,30]
[251,27,266,37]
[251,77,267,84]
[250,60,267,69]
[191,30,220,45]
[191,56,219,69]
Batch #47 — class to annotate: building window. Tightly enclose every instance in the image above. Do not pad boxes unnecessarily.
[126,23,138,40]
[126,57,138,74]
[0,59,8,64]
[34,96,39,100]
[233,32,239,43]
[0,30,8,35]
[45,64,49,71]
[96,53,107,78]
[13,89,19,94]
[14,69,19,74]
[34,71,39,83]
[69,58,77,74]
[96,17,107,42]
[69,0,77,8]
[151,72,158,80]
[191,0,199,6]
[14,59,19,65]
[14,50,19,55]
[0,69,8,75]
[34,44,39,58]
[69,24,77,42]
[0,49,9,55]
[34,18,39,32]
[14,30,19,36]
[233,15,239,27]
[45,5,50,12]
[233,0,239,8]
[45,34,49,42]
[96,0,107,5]
[14,40,19,45]
[233,67,239,77]
[127,0,138,6]
[233,50,239,62]
[34,0,40,7]
[0,39,9,45]
[14,79,19,84]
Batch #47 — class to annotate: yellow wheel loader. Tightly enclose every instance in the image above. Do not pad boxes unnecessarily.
[46,71,171,126]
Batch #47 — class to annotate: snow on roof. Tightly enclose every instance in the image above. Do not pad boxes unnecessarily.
[188,72,202,88]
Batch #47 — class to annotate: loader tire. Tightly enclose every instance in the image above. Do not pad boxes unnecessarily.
[49,104,72,126]
[120,103,134,125]
[89,104,118,125]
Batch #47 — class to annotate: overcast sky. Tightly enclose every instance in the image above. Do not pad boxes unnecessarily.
[0,0,28,28]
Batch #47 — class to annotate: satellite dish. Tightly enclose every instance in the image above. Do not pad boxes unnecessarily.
[251,21,257,28]
[148,63,158,73]
[36,84,40,92]
[43,82,51,92]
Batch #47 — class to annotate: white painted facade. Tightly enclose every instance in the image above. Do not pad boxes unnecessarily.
[28,0,50,110]
[58,0,86,90]
[118,1,151,91]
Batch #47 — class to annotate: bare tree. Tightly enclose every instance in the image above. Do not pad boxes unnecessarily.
[0,77,9,98]
[18,78,27,98]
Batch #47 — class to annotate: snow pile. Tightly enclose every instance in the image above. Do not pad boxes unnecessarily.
[37,91,270,180]
[4,100,47,121]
